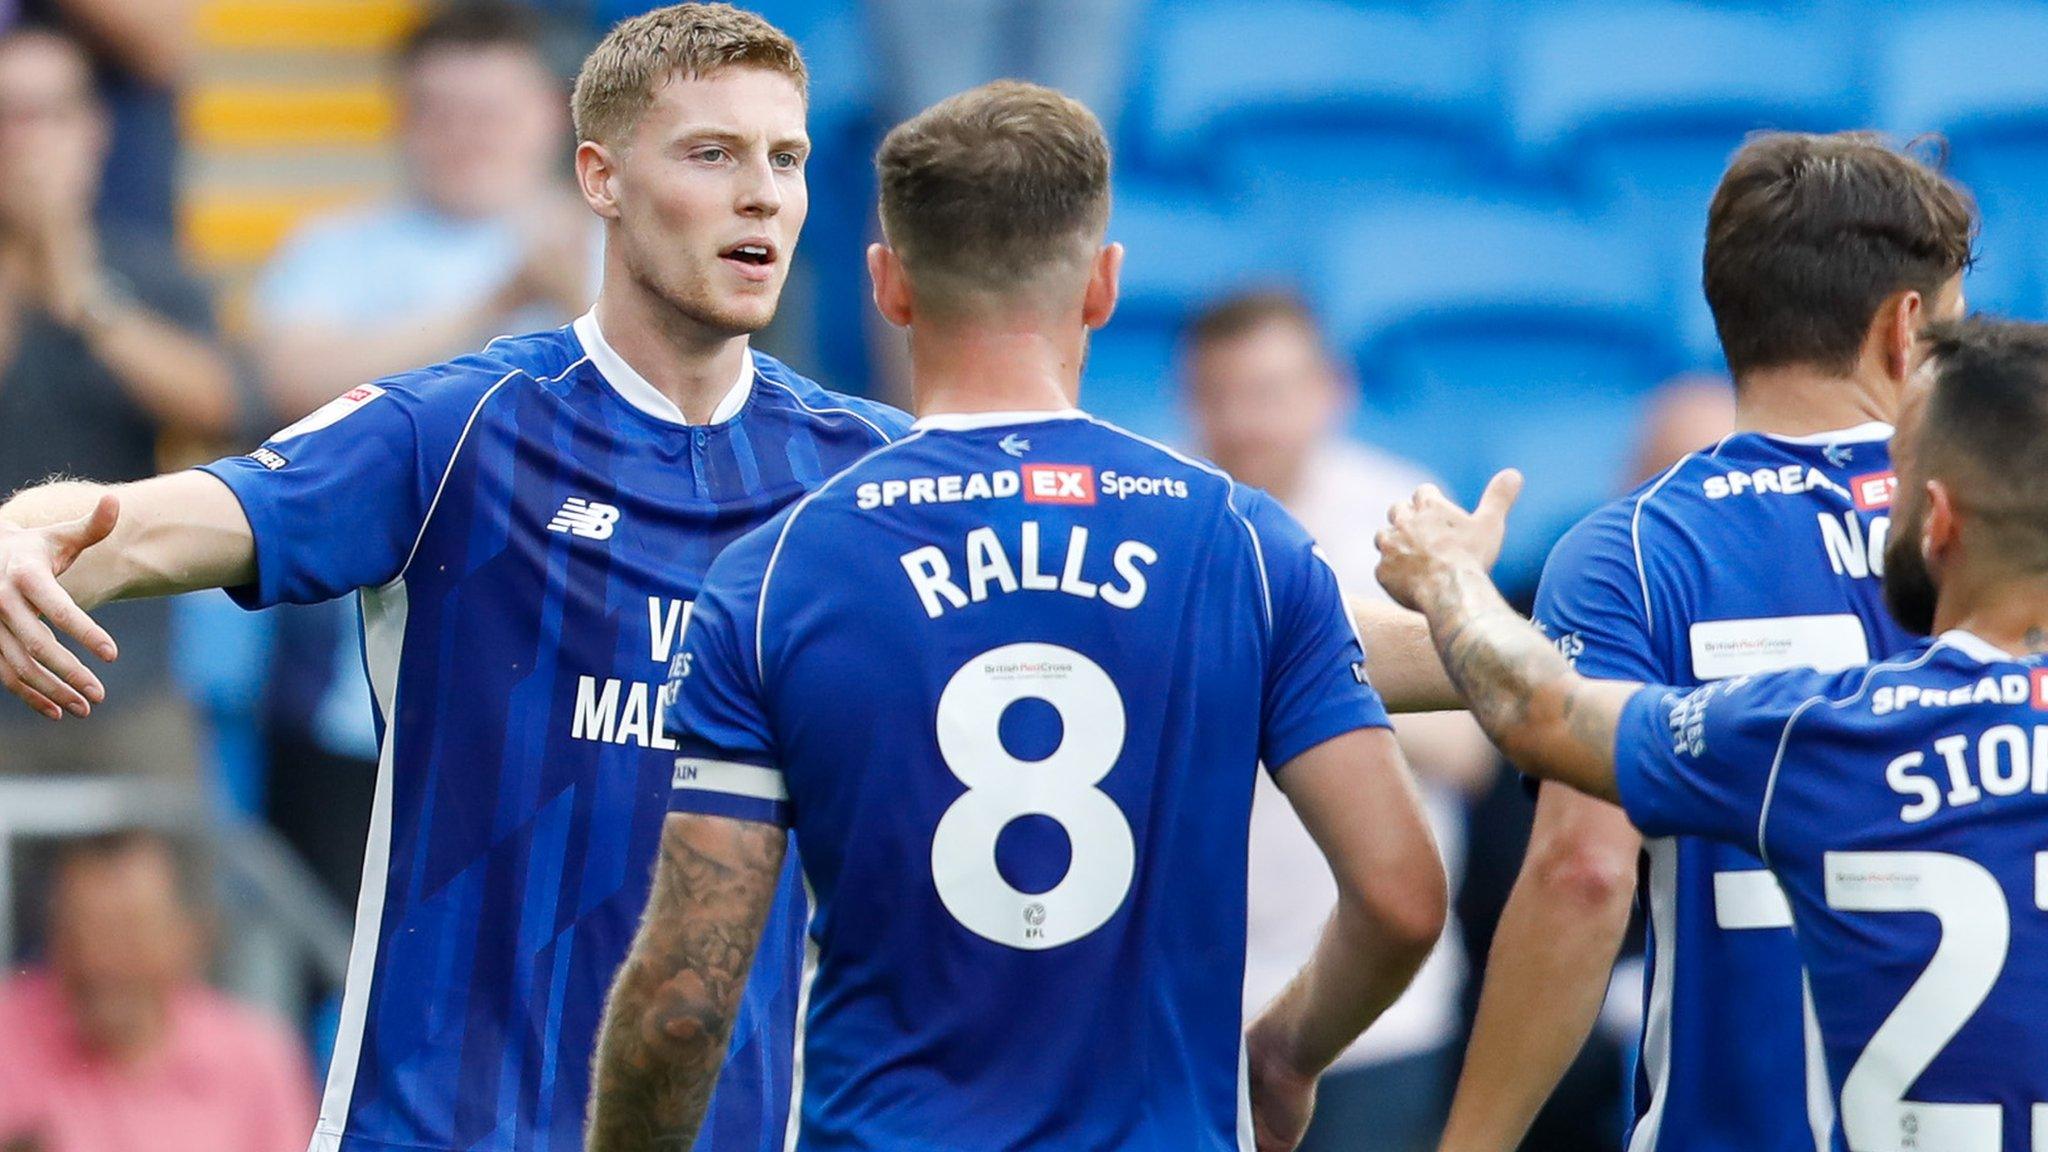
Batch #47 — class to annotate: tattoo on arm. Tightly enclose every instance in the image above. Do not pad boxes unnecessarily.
[1423,566,1631,801]
[587,815,786,1152]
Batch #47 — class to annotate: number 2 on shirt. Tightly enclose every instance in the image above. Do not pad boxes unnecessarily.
[1825,850,2048,1151]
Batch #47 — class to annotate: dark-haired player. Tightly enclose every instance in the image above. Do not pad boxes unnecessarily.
[1437,133,1977,1152]
[1386,315,2048,1152]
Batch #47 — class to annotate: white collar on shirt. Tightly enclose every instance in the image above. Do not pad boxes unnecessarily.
[572,309,753,426]
[1761,421,1895,446]
[911,408,1089,431]
[1939,629,2033,664]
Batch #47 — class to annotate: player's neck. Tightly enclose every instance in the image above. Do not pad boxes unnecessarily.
[906,322,1082,418]
[1731,364,1897,438]
[1937,570,2048,657]
[591,287,751,425]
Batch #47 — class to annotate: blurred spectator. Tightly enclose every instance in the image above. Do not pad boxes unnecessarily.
[247,1,596,902]
[0,26,236,781]
[867,0,1141,137]
[251,0,597,418]
[1180,290,1495,1152]
[1630,372,1738,483]
[0,830,316,1152]
[9,0,195,237]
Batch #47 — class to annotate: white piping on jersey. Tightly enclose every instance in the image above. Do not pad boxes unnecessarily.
[755,428,935,684]
[1755,639,1952,867]
[1800,975,1836,1149]
[395,371,522,580]
[310,578,409,1149]
[758,374,894,443]
[1627,838,1681,1152]
[573,310,753,426]
[911,408,1087,431]
[1627,454,1700,639]
[1762,421,1895,446]
[783,874,819,1152]
[1939,628,2022,664]
[1081,417,1274,629]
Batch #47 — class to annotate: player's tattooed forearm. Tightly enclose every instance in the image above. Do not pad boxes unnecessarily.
[2027,626,2048,655]
[587,817,784,1152]
[1426,566,1618,783]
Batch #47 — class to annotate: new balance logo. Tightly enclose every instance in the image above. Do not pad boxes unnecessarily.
[548,498,620,540]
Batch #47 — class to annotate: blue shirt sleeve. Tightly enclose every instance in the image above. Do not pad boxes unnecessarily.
[665,514,788,827]
[1612,669,1830,851]
[1244,489,1393,771]
[1531,500,1664,684]
[197,364,501,609]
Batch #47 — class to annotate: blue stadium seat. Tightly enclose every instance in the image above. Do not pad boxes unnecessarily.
[1879,2,2048,293]
[1507,3,1864,366]
[1965,212,2039,320]
[1129,0,1507,203]
[1319,197,1686,591]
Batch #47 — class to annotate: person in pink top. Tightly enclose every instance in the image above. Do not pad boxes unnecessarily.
[0,829,316,1152]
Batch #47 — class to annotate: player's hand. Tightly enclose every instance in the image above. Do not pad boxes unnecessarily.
[0,494,121,720]
[1246,1030,1318,1152]
[1375,469,1522,615]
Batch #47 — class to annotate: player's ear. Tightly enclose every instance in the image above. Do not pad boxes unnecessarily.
[575,141,623,221]
[868,243,913,328]
[1082,242,1123,330]
[1924,478,1961,566]
[1885,289,1925,384]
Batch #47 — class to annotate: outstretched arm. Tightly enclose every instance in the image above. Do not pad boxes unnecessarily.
[587,813,785,1152]
[0,472,254,718]
[1347,598,1463,713]
[1374,472,1635,802]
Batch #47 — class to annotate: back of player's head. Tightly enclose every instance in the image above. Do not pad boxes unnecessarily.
[1915,317,2048,573]
[1705,132,1977,381]
[572,2,807,145]
[875,81,1112,315]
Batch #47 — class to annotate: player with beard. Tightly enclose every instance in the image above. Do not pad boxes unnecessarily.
[1379,315,2048,1152]
[1429,133,1977,1152]
[0,7,907,1152]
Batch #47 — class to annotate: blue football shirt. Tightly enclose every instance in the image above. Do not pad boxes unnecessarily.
[665,410,1391,1152]
[1531,422,1911,1151]
[199,313,908,1152]
[1614,631,2048,1152]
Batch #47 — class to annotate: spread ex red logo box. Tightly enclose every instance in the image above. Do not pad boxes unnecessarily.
[1022,464,1096,505]
[1852,471,1897,511]
[2032,668,2048,711]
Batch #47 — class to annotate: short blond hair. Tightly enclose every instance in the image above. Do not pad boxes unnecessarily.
[877,80,1111,310]
[572,3,806,145]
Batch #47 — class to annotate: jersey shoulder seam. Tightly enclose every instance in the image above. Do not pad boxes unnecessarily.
[754,427,935,683]
[391,355,588,583]
[1628,450,1712,639]
[757,372,899,444]
[1080,416,1274,631]
[1755,641,1952,864]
